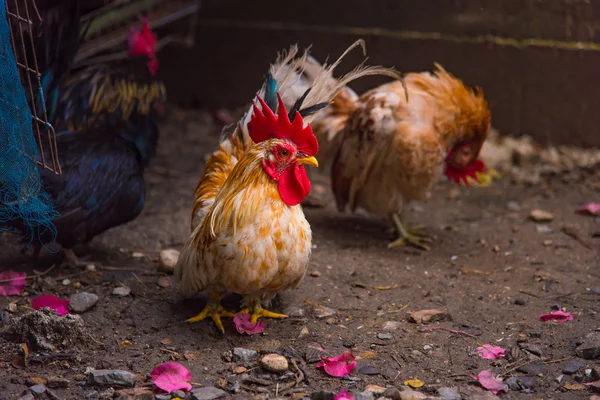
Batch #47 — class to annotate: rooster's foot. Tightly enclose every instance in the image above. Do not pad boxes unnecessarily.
[389,213,434,251]
[239,305,288,324]
[186,302,234,334]
[388,235,432,251]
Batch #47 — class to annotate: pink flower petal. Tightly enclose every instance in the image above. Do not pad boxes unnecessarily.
[334,390,354,400]
[32,295,70,315]
[233,313,265,335]
[576,202,600,216]
[151,362,193,393]
[477,344,506,360]
[476,370,509,394]
[317,351,356,377]
[0,270,26,296]
[540,310,573,322]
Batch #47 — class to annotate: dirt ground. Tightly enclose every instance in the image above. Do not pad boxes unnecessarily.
[1,109,599,400]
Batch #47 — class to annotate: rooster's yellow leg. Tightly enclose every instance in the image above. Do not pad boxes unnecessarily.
[388,213,433,251]
[186,292,234,333]
[240,297,288,324]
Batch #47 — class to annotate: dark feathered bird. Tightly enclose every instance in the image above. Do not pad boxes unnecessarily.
[8,4,164,265]
[24,117,157,265]
[52,18,166,135]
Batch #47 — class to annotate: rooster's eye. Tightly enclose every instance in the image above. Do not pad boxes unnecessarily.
[280,149,289,157]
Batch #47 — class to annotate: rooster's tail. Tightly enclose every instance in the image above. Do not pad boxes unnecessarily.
[174,224,208,296]
[252,40,403,170]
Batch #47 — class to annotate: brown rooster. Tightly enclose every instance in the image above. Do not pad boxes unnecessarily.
[175,43,400,333]
[318,63,492,250]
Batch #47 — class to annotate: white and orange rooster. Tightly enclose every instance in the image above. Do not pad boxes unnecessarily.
[175,43,400,333]
[308,63,492,250]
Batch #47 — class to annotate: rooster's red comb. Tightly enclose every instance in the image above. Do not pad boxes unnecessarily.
[247,93,318,156]
[127,18,157,58]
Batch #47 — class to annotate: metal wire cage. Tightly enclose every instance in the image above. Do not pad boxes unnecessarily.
[75,0,200,67]
[5,0,61,175]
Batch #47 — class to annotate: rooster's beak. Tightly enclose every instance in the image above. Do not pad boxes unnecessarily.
[297,156,318,167]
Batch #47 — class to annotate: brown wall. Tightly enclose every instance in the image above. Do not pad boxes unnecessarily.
[159,0,600,148]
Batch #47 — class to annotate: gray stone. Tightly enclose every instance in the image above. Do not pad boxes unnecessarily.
[69,292,99,313]
[112,287,131,297]
[232,347,258,363]
[382,388,402,400]
[576,332,600,359]
[88,369,136,387]
[28,385,47,395]
[377,333,393,340]
[355,391,375,400]
[172,391,186,398]
[85,391,99,399]
[563,360,585,374]
[17,393,35,400]
[506,376,537,391]
[517,363,546,375]
[355,363,380,375]
[437,386,461,400]
[191,387,228,400]
[155,396,170,400]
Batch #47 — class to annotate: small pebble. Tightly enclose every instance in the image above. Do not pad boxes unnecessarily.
[529,209,554,222]
[506,201,521,211]
[543,240,553,246]
[310,270,321,277]
[62,279,71,286]
[517,363,546,375]
[283,306,305,317]
[398,390,427,400]
[514,298,526,306]
[232,347,258,364]
[46,376,69,388]
[408,309,449,323]
[364,384,386,395]
[536,225,554,234]
[157,276,170,289]
[28,384,47,395]
[86,264,96,272]
[17,393,35,400]
[155,395,170,400]
[563,360,585,374]
[437,386,460,400]
[355,363,380,375]
[158,249,179,274]
[259,354,289,373]
[382,321,402,331]
[575,331,600,359]
[132,252,144,258]
[69,292,99,313]
[313,305,335,319]
[377,332,393,340]
[7,302,17,313]
[88,369,135,387]
[111,287,131,297]
[297,326,309,339]
[191,387,228,400]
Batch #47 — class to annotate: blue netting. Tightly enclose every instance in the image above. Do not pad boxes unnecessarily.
[0,0,58,243]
